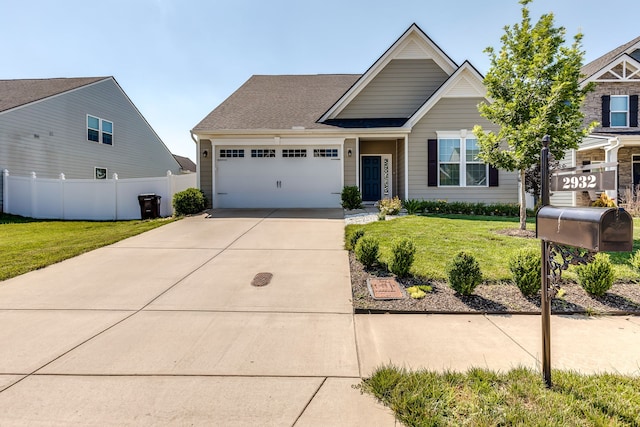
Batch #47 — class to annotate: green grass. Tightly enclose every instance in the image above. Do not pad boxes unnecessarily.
[345,214,640,283]
[0,213,176,281]
[359,365,640,426]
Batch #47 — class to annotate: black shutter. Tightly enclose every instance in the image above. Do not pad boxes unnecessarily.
[488,165,499,187]
[602,95,611,127]
[630,95,638,127]
[428,139,438,187]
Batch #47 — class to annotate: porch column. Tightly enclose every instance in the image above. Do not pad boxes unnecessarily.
[604,137,620,201]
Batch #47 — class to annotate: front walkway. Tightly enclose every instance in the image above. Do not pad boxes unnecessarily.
[0,209,638,425]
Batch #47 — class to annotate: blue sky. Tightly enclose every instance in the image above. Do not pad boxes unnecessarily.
[2,0,639,158]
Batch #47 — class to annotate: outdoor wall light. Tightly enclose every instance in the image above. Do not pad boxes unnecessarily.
[348,149,352,157]
[202,150,209,158]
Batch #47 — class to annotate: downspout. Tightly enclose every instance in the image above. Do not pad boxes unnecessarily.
[404,135,409,200]
[355,137,360,189]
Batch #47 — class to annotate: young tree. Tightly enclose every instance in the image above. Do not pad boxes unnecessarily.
[473,0,596,230]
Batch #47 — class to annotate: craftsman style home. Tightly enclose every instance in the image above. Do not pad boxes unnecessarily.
[192,24,518,209]
[0,77,181,212]
[552,36,640,207]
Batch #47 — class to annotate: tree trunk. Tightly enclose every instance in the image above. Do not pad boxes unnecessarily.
[519,169,527,230]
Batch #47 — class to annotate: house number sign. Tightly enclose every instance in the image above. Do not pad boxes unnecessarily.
[550,170,615,192]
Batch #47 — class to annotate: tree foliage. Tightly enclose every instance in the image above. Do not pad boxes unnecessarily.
[473,0,596,228]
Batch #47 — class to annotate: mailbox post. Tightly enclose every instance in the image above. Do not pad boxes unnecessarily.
[537,136,633,388]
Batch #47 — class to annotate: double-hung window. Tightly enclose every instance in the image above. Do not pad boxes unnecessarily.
[437,133,487,187]
[610,95,629,127]
[87,115,113,145]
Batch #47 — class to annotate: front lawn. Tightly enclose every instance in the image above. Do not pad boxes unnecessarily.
[0,214,175,281]
[345,215,640,283]
[359,365,640,426]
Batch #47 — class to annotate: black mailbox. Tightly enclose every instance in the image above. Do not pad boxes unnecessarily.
[537,206,633,252]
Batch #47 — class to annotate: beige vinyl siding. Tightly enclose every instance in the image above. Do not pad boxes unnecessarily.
[343,139,356,186]
[0,78,180,210]
[199,139,213,208]
[407,97,518,203]
[337,59,449,119]
[549,149,576,206]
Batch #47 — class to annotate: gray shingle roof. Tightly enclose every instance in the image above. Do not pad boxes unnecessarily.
[0,77,108,113]
[173,154,196,172]
[581,35,640,80]
[192,74,361,132]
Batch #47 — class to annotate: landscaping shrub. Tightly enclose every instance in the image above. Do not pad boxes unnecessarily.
[508,248,541,297]
[446,251,483,296]
[592,192,616,207]
[341,186,363,210]
[172,187,206,216]
[576,253,615,296]
[629,250,640,272]
[356,236,379,269]
[403,199,423,215]
[378,196,402,215]
[389,238,416,277]
[419,200,520,217]
[348,229,365,250]
[406,285,432,299]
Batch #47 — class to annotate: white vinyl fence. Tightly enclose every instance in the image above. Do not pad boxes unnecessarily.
[2,170,197,220]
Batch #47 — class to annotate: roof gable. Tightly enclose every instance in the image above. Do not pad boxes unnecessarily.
[319,23,458,122]
[0,77,108,114]
[582,54,640,84]
[405,61,487,128]
[581,35,640,82]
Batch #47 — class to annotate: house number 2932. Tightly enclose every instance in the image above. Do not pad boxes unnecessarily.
[561,174,597,190]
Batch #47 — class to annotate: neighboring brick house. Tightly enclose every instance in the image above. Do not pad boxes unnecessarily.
[551,36,640,207]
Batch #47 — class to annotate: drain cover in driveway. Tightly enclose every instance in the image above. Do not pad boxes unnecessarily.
[367,277,404,300]
[252,272,273,287]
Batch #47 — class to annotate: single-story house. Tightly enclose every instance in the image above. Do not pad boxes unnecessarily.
[0,76,181,212]
[551,35,640,207]
[191,24,518,209]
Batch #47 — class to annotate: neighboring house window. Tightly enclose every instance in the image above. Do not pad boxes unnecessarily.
[219,149,244,158]
[282,149,307,158]
[437,135,487,187]
[601,95,638,127]
[610,95,629,127]
[313,148,339,158]
[95,167,107,179]
[251,149,275,158]
[87,115,113,145]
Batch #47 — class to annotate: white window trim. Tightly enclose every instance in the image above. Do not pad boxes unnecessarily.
[610,95,629,128]
[436,130,488,187]
[87,115,114,146]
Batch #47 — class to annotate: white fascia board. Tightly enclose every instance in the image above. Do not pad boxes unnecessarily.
[580,54,640,86]
[318,24,458,122]
[405,62,487,128]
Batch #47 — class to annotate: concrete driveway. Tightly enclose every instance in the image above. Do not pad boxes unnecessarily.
[1,209,639,425]
[0,209,396,426]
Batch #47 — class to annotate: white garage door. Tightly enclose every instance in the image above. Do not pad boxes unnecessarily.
[215,146,342,208]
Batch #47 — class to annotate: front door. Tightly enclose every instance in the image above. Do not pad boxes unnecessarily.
[362,156,381,201]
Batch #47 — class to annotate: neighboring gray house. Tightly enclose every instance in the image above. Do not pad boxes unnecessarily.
[0,76,181,211]
[192,24,518,209]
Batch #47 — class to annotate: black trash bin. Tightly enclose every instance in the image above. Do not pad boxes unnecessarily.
[138,194,161,219]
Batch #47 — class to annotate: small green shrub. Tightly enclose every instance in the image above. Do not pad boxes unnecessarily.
[356,236,379,269]
[403,199,423,215]
[341,186,363,210]
[418,200,520,217]
[172,187,206,216]
[348,229,366,250]
[508,248,541,297]
[378,212,386,221]
[446,251,483,296]
[576,253,615,296]
[592,192,617,207]
[629,250,640,272]
[389,238,416,278]
[378,196,402,215]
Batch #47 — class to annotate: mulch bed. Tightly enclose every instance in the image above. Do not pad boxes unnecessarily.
[350,251,640,315]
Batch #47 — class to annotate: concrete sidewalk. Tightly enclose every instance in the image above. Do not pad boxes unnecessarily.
[0,209,639,426]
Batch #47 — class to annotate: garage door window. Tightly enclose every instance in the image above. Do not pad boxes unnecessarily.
[251,149,276,158]
[220,149,244,158]
[282,149,307,158]
[313,148,339,158]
